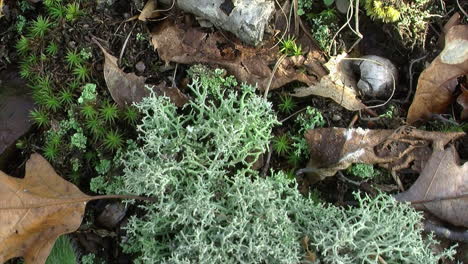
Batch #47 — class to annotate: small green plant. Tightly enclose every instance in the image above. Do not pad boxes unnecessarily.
[59,88,74,105]
[48,4,66,20]
[273,134,291,156]
[103,130,123,151]
[43,92,62,112]
[15,15,27,34]
[78,83,97,104]
[100,100,119,123]
[65,50,83,68]
[65,3,83,21]
[46,42,59,56]
[136,32,146,42]
[81,253,97,264]
[29,16,53,38]
[70,130,87,150]
[80,48,93,60]
[73,64,90,82]
[45,235,78,264]
[347,163,379,180]
[278,94,297,114]
[30,109,49,127]
[16,36,29,56]
[86,117,105,139]
[364,0,401,23]
[81,104,98,119]
[279,36,303,56]
[121,105,139,124]
[19,61,34,79]
[297,0,313,16]
[43,142,60,161]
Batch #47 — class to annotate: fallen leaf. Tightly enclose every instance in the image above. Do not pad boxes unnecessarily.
[457,84,468,120]
[138,0,159,21]
[0,0,4,18]
[0,154,89,264]
[0,69,34,161]
[304,126,464,182]
[151,19,326,91]
[395,146,468,228]
[93,39,188,107]
[289,53,367,111]
[407,24,468,124]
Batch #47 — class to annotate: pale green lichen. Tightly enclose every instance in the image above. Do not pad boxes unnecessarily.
[97,66,455,263]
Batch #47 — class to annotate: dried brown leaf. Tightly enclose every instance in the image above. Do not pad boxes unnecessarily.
[150,19,326,91]
[138,0,159,21]
[304,127,464,182]
[94,39,188,107]
[457,84,468,120]
[395,146,468,228]
[290,53,366,111]
[0,154,89,264]
[407,24,468,124]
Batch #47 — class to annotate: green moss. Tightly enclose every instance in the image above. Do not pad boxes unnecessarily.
[45,235,77,264]
[30,109,49,127]
[278,94,296,114]
[279,36,303,56]
[103,130,123,151]
[364,0,401,23]
[72,64,90,82]
[81,104,98,119]
[347,163,379,180]
[46,42,59,56]
[16,36,30,56]
[65,50,83,69]
[273,134,291,156]
[100,100,119,123]
[29,16,53,38]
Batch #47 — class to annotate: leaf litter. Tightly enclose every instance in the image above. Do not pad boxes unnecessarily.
[0,154,153,264]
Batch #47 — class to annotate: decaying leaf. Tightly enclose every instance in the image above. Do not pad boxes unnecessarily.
[407,24,468,124]
[138,0,159,21]
[304,126,465,182]
[151,19,327,91]
[457,84,468,120]
[289,53,367,111]
[93,39,188,107]
[395,146,468,228]
[0,154,89,264]
[0,0,4,19]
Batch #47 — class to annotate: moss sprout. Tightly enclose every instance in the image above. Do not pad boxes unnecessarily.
[103,130,123,151]
[100,100,119,123]
[30,109,49,127]
[29,16,53,38]
[273,134,291,156]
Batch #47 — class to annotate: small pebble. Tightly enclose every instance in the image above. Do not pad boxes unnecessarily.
[135,61,146,73]
[97,202,127,229]
[67,41,76,49]
[332,114,342,121]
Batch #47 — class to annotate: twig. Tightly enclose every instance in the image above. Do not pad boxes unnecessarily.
[405,55,427,103]
[348,114,359,128]
[337,171,361,186]
[261,143,273,177]
[279,107,307,123]
[424,220,468,242]
[456,0,468,18]
[292,0,299,36]
[264,54,288,99]
[118,21,137,65]
[391,171,404,191]
[377,256,388,264]
[172,63,178,88]
[269,0,290,51]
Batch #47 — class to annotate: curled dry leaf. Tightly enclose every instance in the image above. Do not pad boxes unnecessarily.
[395,146,468,228]
[138,0,159,21]
[304,126,464,183]
[407,24,468,124]
[93,39,188,107]
[289,53,366,111]
[457,84,468,120]
[151,19,326,91]
[0,154,89,264]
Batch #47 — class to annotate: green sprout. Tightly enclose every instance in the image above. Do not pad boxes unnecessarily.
[287,152,301,167]
[16,36,30,56]
[46,42,59,56]
[279,36,303,56]
[278,94,297,114]
[347,163,380,180]
[29,16,53,38]
[65,3,83,21]
[44,93,62,112]
[43,142,59,161]
[30,109,49,127]
[273,134,291,156]
[122,105,139,124]
[45,235,78,264]
[100,100,119,123]
[103,130,123,151]
[65,50,83,68]
[73,64,90,82]
[19,61,33,79]
[48,3,66,20]
[81,104,98,119]
[59,89,74,105]
[86,117,105,139]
